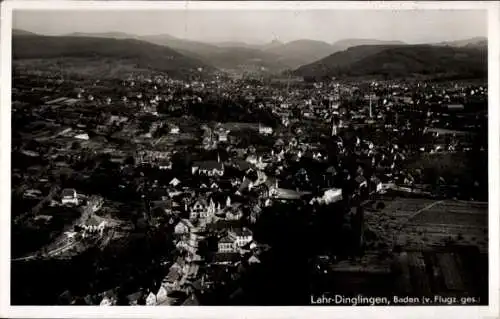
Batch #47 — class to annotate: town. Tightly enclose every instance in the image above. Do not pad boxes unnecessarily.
[11,66,488,306]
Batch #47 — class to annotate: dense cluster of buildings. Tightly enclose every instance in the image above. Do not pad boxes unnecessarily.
[11,67,487,305]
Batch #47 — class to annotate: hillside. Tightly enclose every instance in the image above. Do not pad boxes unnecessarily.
[331,39,406,53]
[213,41,263,50]
[16,30,293,73]
[294,44,487,80]
[117,34,289,72]
[141,36,291,72]
[139,34,223,58]
[200,47,290,72]
[67,31,222,64]
[13,29,40,36]
[144,38,293,72]
[12,34,214,79]
[265,39,334,69]
[434,37,487,49]
[294,45,393,77]
[68,32,137,39]
[259,40,285,51]
[15,29,487,77]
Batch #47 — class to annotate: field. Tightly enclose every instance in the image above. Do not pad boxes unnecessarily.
[14,58,153,79]
[364,197,488,252]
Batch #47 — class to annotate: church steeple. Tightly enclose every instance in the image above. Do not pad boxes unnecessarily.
[331,116,339,137]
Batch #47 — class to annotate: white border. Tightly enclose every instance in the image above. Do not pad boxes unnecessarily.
[1,1,499,319]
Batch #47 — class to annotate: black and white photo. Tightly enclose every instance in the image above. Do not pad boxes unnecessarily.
[1,1,499,319]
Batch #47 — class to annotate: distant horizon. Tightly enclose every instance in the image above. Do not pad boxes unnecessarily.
[13,10,487,45]
[13,27,488,47]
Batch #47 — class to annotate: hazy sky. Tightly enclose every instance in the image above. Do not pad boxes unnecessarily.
[13,9,487,44]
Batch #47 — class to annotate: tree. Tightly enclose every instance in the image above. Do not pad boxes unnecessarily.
[171,151,192,172]
[125,156,135,166]
[71,141,81,150]
[157,100,169,114]
[139,118,153,133]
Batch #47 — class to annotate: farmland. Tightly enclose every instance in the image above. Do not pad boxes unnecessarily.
[364,197,488,252]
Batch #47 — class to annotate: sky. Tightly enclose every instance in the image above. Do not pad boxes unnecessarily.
[13,9,487,44]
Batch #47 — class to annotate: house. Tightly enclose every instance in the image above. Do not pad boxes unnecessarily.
[323,188,343,204]
[218,235,236,253]
[264,177,279,197]
[146,291,157,306]
[99,296,114,306]
[189,199,208,220]
[156,286,168,305]
[249,204,262,224]
[169,177,181,188]
[176,233,200,253]
[273,187,303,200]
[225,196,232,207]
[164,268,182,292]
[248,255,261,264]
[229,228,253,248]
[258,125,273,135]
[200,198,220,219]
[245,155,259,166]
[108,115,129,126]
[254,170,267,186]
[189,198,220,221]
[170,125,180,134]
[174,219,194,235]
[158,160,172,170]
[370,176,383,193]
[61,188,79,206]
[210,182,219,190]
[191,161,224,177]
[225,205,243,221]
[81,218,107,236]
[126,291,144,306]
[99,290,117,306]
[216,129,229,142]
[74,133,89,140]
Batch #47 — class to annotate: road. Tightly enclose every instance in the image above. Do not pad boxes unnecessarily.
[400,200,445,226]
[12,197,106,262]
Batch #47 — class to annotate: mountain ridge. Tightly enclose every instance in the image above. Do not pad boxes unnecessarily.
[294,44,487,80]
[12,33,215,79]
[12,29,488,78]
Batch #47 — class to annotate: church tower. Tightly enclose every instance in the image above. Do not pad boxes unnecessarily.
[331,116,339,137]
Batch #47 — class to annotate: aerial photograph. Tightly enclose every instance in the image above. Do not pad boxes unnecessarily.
[10,8,488,306]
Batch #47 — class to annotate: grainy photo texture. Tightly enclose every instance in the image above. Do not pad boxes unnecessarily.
[9,7,489,307]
